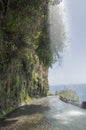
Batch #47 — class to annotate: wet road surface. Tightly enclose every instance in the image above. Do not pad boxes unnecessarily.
[0,96,86,130]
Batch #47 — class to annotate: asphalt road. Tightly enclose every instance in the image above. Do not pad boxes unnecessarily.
[0,96,86,130]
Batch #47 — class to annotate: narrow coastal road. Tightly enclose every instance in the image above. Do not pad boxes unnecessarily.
[0,96,86,130]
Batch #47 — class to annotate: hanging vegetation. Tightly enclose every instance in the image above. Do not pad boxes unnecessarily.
[0,0,66,116]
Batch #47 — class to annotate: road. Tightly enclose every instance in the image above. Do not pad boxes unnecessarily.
[0,96,86,130]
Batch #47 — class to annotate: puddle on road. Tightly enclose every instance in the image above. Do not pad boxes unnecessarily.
[44,97,86,130]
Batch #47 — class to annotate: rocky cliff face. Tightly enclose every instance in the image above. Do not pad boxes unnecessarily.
[0,0,49,115]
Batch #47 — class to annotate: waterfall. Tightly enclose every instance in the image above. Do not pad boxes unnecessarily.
[48,1,68,62]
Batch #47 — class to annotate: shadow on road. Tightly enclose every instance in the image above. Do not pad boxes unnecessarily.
[8,104,50,118]
[0,119,18,127]
[0,104,50,128]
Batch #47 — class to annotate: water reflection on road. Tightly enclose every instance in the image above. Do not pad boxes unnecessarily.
[45,96,86,130]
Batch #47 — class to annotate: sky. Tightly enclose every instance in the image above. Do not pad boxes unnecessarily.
[48,0,86,85]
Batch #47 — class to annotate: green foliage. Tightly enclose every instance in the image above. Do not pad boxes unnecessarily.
[3,13,17,32]
[58,89,80,102]
[47,92,54,96]
[35,26,53,67]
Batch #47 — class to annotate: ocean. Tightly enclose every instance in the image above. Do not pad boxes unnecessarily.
[49,84,86,102]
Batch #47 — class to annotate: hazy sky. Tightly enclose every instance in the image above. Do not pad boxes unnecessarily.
[48,0,86,85]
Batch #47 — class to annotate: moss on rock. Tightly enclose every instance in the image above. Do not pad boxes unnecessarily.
[0,0,49,116]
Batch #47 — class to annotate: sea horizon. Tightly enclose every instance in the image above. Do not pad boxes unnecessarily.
[49,83,86,102]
